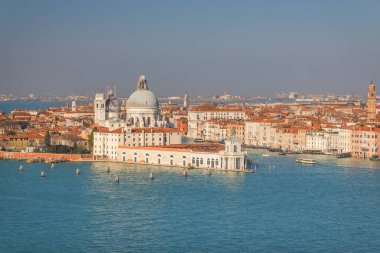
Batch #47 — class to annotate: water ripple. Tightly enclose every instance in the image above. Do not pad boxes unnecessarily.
[0,159,379,252]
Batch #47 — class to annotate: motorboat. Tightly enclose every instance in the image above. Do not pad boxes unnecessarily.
[336,152,352,158]
[296,158,316,164]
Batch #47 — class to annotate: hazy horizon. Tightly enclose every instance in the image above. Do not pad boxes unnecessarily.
[1,0,379,97]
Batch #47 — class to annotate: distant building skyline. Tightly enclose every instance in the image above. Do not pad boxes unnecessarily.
[1,0,379,97]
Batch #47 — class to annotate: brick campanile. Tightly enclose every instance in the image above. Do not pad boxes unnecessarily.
[367,81,377,122]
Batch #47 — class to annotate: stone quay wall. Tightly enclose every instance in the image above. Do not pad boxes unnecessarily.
[0,151,94,161]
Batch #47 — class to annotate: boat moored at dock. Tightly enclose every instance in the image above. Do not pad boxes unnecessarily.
[370,155,380,161]
[296,158,317,164]
[336,152,352,158]
[26,157,45,163]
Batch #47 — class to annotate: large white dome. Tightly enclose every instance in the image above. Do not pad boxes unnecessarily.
[126,89,159,108]
[126,74,159,109]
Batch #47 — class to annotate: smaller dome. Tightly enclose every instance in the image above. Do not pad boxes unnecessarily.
[109,100,120,112]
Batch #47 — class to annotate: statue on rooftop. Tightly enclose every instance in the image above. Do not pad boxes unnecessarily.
[137,75,148,90]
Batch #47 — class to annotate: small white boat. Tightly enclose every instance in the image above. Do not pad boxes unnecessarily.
[296,158,317,164]
[51,163,55,169]
[76,168,80,175]
[19,165,24,171]
[262,154,269,157]
[41,171,46,177]
[150,172,155,180]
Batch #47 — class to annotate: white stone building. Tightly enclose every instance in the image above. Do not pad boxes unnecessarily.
[245,119,282,147]
[117,136,248,171]
[187,104,245,139]
[336,127,352,154]
[94,127,182,160]
[204,120,228,142]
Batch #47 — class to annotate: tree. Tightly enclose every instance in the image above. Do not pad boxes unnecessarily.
[88,127,97,151]
[45,130,51,147]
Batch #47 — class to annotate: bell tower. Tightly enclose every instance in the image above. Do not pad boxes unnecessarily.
[367,81,377,122]
[94,92,106,123]
[184,93,188,108]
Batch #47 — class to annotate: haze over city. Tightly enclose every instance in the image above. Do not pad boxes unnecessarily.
[1,1,380,253]
[1,0,380,97]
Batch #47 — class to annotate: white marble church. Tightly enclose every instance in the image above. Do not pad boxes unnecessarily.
[93,74,179,159]
[93,74,248,171]
[94,74,168,129]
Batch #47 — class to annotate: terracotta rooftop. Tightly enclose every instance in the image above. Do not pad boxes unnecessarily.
[119,143,225,153]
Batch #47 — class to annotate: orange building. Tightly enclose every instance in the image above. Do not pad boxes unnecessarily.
[351,126,380,158]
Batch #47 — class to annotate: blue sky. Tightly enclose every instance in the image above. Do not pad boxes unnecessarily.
[1,0,379,97]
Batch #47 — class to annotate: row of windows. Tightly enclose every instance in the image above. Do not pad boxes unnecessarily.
[352,135,377,138]
[191,157,219,166]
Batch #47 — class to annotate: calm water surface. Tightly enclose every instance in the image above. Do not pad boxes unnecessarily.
[0,100,90,114]
[0,151,379,252]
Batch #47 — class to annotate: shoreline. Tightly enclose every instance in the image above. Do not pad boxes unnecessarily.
[0,157,256,174]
